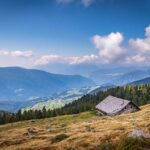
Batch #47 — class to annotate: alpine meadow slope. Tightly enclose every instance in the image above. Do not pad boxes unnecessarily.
[0,104,150,150]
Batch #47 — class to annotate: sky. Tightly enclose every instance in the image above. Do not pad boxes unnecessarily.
[0,0,150,73]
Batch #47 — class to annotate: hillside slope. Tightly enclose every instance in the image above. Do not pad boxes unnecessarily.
[114,70,150,85]
[0,104,150,150]
[24,85,101,111]
[130,77,150,85]
[90,68,150,85]
[0,67,95,112]
[0,67,94,101]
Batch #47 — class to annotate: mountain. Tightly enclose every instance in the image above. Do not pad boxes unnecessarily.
[23,85,101,111]
[90,67,150,85]
[0,67,95,112]
[130,77,150,85]
[0,67,94,101]
[23,84,115,111]
[37,63,99,77]
[89,66,140,84]
[114,70,150,85]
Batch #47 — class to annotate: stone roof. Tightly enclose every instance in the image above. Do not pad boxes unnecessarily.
[96,95,131,115]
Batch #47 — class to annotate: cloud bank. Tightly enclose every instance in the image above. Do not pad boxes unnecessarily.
[0,50,34,67]
[34,54,98,65]
[92,32,126,63]
[1,25,150,68]
[127,25,150,64]
[129,25,150,53]
[0,50,33,58]
[34,24,150,66]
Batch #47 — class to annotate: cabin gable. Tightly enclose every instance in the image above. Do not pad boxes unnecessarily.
[96,96,140,116]
[117,102,139,115]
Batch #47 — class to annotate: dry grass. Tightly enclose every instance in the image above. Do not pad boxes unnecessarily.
[0,104,150,150]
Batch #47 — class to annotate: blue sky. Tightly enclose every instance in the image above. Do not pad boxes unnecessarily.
[0,0,150,71]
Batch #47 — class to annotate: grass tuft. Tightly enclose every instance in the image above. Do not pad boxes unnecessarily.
[52,134,69,143]
[117,137,143,150]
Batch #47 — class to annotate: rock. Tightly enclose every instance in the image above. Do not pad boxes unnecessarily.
[27,128,37,137]
[129,129,150,140]
[47,128,51,132]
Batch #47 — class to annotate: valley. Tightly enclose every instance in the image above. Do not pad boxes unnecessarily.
[23,85,101,111]
[1,66,150,113]
[0,67,94,112]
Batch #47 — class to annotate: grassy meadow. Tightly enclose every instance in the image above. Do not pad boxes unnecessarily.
[0,104,150,150]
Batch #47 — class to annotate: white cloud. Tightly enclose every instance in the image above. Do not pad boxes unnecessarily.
[10,51,33,57]
[92,32,126,63]
[67,54,98,64]
[145,25,150,37]
[34,55,63,65]
[0,50,33,58]
[129,25,150,53]
[1,25,150,68]
[0,50,33,67]
[0,50,9,55]
[34,54,98,65]
[0,50,34,67]
[125,54,146,64]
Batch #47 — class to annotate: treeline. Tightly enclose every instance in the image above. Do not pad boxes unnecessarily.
[0,84,150,125]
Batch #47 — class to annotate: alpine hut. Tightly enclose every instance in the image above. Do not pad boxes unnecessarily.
[96,95,140,116]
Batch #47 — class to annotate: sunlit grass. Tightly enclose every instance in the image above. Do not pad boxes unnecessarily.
[0,104,150,150]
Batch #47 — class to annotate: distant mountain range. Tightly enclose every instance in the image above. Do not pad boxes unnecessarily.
[114,70,150,85]
[90,67,150,85]
[37,63,100,77]
[1,66,150,112]
[0,67,94,101]
[38,65,150,85]
[0,67,95,112]
[130,77,150,85]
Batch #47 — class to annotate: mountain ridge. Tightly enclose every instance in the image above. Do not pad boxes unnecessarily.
[129,76,150,85]
[90,68,150,85]
[0,67,95,112]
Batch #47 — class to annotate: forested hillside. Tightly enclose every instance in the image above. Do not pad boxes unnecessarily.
[0,84,150,125]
